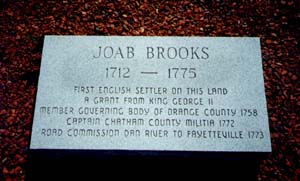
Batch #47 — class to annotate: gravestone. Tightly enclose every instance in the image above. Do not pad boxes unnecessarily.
[30,36,271,153]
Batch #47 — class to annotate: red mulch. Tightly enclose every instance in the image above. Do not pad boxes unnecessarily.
[1,1,299,180]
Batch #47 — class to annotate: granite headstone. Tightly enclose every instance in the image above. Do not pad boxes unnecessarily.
[30,36,271,153]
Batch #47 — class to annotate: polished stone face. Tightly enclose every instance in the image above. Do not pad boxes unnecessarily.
[30,36,271,152]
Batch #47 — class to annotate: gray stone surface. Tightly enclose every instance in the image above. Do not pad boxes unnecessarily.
[30,36,271,152]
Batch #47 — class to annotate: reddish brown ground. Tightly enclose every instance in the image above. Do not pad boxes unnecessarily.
[1,1,299,180]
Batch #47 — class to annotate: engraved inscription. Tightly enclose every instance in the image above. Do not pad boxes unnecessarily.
[30,36,271,152]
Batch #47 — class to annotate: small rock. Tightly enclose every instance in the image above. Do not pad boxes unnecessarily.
[266,39,273,44]
[3,167,9,174]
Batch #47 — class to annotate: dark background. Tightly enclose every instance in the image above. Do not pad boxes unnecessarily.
[1,0,299,180]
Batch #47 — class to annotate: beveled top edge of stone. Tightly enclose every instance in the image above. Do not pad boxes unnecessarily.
[44,35,260,39]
